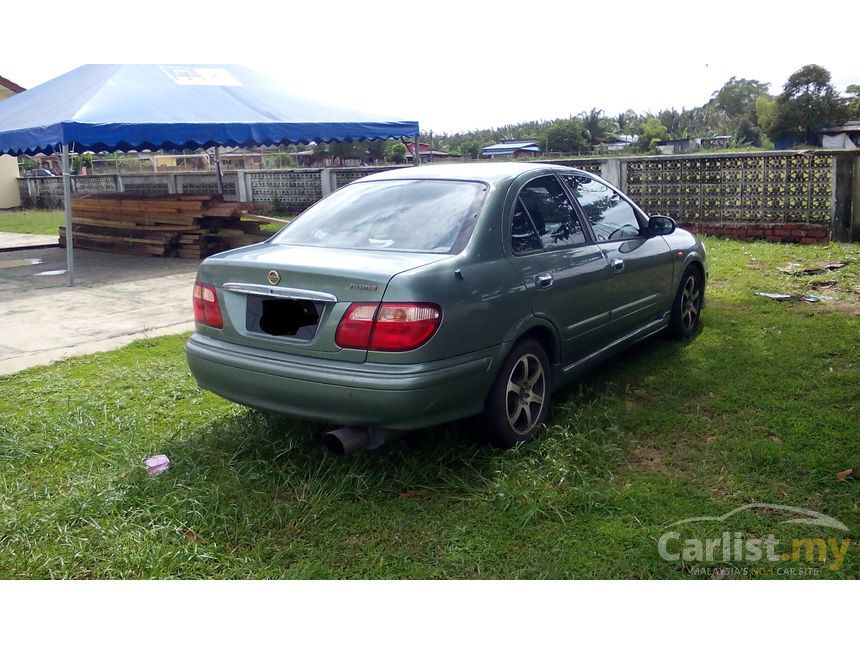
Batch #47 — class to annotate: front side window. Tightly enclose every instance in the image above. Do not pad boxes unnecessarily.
[561,175,641,241]
[510,175,585,255]
[273,179,487,253]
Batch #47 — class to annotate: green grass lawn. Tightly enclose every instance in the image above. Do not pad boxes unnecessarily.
[0,209,63,236]
[0,238,857,579]
[253,217,292,234]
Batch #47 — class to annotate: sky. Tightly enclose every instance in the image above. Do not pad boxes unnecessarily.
[3,0,858,134]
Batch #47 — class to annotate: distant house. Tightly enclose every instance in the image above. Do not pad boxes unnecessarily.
[818,121,860,149]
[0,75,26,208]
[656,138,699,155]
[701,135,731,150]
[481,140,541,159]
[656,135,731,154]
[594,134,639,153]
[152,153,211,172]
[406,142,458,163]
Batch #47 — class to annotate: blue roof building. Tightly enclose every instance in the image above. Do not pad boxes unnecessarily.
[481,140,541,159]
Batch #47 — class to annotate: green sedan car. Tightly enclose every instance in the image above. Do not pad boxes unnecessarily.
[186,162,706,453]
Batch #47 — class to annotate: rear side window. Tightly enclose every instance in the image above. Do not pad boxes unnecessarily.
[273,179,487,253]
[510,175,585,255]
[511,198,542,254]
[561,175,641,241]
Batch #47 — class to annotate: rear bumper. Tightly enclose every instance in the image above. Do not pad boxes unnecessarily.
[186,333,505,429]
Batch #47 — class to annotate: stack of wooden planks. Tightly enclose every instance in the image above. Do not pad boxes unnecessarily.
[59,194,275,259]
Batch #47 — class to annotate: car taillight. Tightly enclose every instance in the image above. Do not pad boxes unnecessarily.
[370,303,442,351]
[335,302,442,352]
[193,280,223,329]
[334,303,377,349]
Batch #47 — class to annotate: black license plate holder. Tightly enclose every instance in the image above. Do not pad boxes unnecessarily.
[246,295,322,339]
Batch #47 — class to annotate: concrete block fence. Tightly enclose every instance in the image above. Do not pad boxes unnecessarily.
[18,150,860,242]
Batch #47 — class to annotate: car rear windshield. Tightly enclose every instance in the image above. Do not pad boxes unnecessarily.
[272,179,487,254]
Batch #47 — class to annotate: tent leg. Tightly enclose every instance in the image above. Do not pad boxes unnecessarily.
[62,143,74,287]
[214,146,224,195]
[413,134,420,166]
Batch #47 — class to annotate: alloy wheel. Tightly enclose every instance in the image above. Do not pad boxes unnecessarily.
[681,274,701,332]
[505,353,546,434]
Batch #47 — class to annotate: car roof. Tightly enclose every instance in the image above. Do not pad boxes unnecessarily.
[353,161,576,186]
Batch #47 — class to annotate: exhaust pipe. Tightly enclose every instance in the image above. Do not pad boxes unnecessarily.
[324,426,413,456]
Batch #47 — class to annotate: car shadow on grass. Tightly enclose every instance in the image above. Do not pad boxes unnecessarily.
[90,325,729,578]
[120,327,701,517]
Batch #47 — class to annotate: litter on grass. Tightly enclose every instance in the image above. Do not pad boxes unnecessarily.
[144,454,170,476]
[778,260,848,276]
[34,269,67,276]
[755,291,832,303]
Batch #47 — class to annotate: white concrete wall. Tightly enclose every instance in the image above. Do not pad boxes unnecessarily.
[0,155,21,208]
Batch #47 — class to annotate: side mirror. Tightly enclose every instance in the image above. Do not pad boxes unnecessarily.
[647,215,676,236]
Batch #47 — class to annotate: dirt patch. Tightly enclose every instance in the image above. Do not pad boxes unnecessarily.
[629,444,678,476]
[797,282,860,313]
[821,299,860,316]
[809,279,838,289]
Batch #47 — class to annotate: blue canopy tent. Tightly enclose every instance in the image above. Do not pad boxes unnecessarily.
[0,64,419,285]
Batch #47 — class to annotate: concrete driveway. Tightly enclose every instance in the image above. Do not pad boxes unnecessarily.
[0,246,198,375]
[0,232,58,251]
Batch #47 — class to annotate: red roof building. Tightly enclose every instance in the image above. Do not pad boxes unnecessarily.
[405,141,459,163]
[0,75,26,100]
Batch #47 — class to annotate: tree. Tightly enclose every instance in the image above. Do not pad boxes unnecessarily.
[579,108,616,145]
[770,64,847,143]
[846,84,860,119]
[711,77,770,119]
[330,141,359,164]
[755,94,777,132]
[385,140,407,164]
[544,119,588,154]
[310,143,329,163]
[615,110,640,133]
[638,118,669,151]
[366,140,386,163]
[459,139,483,160]
[655,108,681,136]
[19,156,40,171]
[71,152,95,174]
[734,119,762,147]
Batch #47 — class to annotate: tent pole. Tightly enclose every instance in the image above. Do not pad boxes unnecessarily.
[413,134,420,166]
[61,143,74,287]
[214,146,224,195]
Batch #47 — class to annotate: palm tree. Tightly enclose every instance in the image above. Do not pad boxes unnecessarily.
[579,108,617,145]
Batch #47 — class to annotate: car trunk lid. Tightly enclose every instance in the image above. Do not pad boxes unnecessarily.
[198,242,447,361]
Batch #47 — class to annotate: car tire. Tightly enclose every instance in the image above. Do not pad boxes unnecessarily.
[481,339,552,448]
[668,266,703,339]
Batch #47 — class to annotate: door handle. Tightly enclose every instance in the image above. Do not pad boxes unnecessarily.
[535,272,554,289]
[611,258,625,273]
